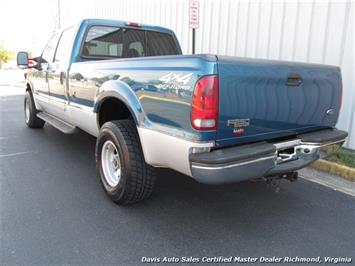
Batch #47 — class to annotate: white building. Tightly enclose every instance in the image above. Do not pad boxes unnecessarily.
[59,0,354,149]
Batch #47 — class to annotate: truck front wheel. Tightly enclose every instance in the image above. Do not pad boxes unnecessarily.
[24,91,45,128]
[96,120,156,205]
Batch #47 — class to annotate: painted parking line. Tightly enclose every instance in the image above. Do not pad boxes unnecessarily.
[299,168,355,197]
[0,151,31,158]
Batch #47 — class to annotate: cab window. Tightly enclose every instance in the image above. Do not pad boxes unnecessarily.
[42,33,60,63]
[146,31,178,56]
[81,25,179,59]
[55,27,75,64]
[122,28,145,57]
[82,26,123,58]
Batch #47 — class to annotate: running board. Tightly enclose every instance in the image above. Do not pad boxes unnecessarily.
[36,112,77,134]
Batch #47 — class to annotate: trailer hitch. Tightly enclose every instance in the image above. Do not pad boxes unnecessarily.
[281,171,299,182]
[256,172,299,192]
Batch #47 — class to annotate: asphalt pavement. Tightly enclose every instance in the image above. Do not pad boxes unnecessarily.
[1,88,355,265]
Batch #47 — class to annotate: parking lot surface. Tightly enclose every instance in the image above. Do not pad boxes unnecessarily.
[1,93,354,265]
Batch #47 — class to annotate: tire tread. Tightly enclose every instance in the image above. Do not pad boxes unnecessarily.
[98,120,156,205]
[25,90,45,128]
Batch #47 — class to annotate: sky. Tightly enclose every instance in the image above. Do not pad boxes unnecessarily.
[0,0,58,55]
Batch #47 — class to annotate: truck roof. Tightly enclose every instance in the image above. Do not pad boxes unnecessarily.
[64,18,181,64]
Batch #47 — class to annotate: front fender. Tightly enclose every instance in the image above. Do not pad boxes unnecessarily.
[25,80,34,93]
[94,80,146,126]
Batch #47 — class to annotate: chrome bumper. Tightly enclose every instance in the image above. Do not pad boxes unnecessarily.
[190,129,347,184]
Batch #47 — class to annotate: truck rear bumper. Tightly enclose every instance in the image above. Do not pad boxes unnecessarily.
[189,129,348,184]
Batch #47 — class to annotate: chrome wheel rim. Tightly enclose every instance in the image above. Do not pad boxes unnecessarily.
[101,140,121,187]
[25,97,30,123]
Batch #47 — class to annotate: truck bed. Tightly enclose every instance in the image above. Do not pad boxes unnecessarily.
[69,53,342,148]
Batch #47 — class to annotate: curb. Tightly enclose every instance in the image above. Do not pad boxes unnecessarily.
[311,160,355,182]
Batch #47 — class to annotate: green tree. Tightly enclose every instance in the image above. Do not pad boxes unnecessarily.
[0,44,14,68]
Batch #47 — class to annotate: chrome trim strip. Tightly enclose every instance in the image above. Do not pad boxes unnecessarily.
[301,139,345,147]
[191,156,275,170]
[191,138,346,171]
[273,139,301,149]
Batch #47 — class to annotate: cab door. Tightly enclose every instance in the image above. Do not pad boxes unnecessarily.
[46,27,75,121]
[31,33,60,110]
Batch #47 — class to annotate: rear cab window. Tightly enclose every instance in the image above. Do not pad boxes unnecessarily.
[146,31,179,56]
[81,25,179,59]
[123,28,145,57]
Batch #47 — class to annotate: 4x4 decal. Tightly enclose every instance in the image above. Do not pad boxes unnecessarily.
[159,72,193,85]
[157,72,193,91]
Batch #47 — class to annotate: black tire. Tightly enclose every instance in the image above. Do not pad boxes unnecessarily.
[24,90,45,128]
[96,120,156,205]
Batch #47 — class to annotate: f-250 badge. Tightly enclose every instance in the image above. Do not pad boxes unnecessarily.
[227,118,250,128]
[227,119,250,136]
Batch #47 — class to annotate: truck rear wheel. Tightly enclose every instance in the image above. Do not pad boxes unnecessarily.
[96,120,156,205]
[24,90,45,128]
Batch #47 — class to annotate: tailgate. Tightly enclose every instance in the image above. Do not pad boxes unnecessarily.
[216,56,342,147]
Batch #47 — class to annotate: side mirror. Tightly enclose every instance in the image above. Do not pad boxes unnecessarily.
[17,51,29,68]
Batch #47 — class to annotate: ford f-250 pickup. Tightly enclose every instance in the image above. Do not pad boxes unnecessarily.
[17,19,348,205]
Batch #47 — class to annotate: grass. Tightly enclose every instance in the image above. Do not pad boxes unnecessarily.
[325,147,355,169]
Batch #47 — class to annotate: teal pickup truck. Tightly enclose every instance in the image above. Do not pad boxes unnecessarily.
[17,19,347,205]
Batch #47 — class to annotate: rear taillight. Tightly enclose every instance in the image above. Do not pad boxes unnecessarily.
[190,75,219,130]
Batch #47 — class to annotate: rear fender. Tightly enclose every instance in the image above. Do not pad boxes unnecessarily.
[94,80,146,126]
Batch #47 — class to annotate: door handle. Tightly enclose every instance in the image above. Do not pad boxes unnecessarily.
[46,64,55,73]
[45,64,54,83]
[74,73,84,81]
[286,73,303,86]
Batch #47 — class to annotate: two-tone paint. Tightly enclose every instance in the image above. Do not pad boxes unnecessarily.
[25,18,346,181]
